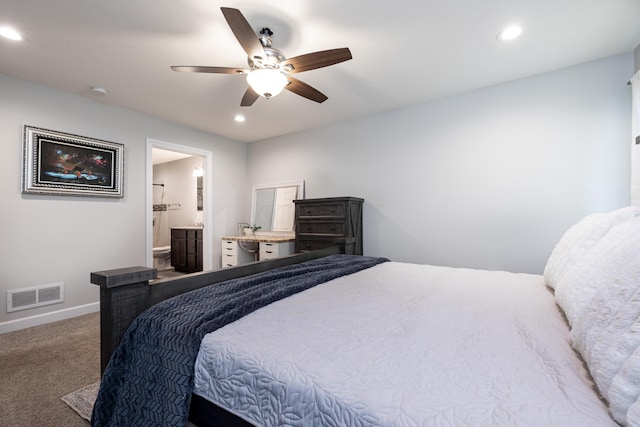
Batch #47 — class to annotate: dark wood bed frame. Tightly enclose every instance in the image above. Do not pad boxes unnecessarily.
[91,247,341,426]
[90,246,340,374]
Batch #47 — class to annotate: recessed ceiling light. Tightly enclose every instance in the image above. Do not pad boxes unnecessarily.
[234,114,246,123]
[91,86,108,95]
[497,25,522,41]
[0,26,23,41]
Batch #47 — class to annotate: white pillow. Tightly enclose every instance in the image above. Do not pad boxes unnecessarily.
[544,212,604,290]
[560,216,640,426]
[555,214,640,327]
[626,396,640,427]
[578,287,640,393]
[544,206,640,290]
[608,344,640,425]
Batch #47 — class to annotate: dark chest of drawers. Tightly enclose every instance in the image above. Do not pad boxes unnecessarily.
[294,197,363,255]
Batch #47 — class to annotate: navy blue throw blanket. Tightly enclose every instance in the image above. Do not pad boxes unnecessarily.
[91,254,388,427]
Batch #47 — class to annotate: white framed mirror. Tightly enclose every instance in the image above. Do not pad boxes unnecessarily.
[251,180,304,234]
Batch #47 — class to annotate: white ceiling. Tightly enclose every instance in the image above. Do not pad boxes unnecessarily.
[1,0,639,143]
[152,148,193,165]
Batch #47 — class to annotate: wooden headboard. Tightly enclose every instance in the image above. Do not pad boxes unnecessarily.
[90,247,340,373]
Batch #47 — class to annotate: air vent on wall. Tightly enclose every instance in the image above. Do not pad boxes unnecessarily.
[7,283,64,313]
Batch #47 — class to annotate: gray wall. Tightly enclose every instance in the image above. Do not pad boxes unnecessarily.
[635,44,640,72]
[248,53,633,274]
[0,74,248,327]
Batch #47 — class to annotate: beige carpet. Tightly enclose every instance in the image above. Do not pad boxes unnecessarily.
[0,312,100,426]
[61,381,100,421]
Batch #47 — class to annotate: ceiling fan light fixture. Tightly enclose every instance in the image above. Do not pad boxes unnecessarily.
[246,68,288,99]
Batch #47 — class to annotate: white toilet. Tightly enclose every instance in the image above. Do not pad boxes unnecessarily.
[152,246,171,271]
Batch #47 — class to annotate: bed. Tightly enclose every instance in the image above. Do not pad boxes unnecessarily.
[90,206,640,427]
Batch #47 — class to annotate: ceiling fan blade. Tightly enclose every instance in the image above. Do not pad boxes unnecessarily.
[241,87,260,107]
[171,66,249,74]
[282,48,352,74]
[285,77,328,103]
[220,7,265,61]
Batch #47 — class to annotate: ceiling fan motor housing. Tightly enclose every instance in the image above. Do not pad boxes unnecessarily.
[248,46,286,71]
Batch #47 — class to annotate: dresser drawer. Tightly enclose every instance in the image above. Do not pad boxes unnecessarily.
[296,239,337,252]
[296,203,345,218]
[297,221,345,236]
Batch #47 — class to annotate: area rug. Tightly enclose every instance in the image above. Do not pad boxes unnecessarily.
[61,381,100,421]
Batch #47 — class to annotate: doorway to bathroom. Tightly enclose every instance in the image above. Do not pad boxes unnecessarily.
[145,138,213,273]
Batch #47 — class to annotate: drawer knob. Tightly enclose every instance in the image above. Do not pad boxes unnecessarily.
[305,209,311,214]
[306,226,311,231]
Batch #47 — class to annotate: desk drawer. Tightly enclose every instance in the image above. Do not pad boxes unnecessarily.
[221,240,238,255]
[221,239,255,267]
[259,241,294,260]
[222,252,238,268]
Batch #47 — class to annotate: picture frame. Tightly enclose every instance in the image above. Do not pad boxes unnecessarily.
[22,126,124,198]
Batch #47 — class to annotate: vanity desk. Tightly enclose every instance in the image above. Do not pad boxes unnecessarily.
[223,179,302,268]
[221,235,295,268]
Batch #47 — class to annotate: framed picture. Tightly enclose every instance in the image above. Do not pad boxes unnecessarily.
[22,126,124,198]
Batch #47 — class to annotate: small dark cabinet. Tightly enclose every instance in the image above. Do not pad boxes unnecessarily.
[171,228,203,273]
[294,197,364,255]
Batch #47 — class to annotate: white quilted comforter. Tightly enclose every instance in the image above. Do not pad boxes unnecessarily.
[193,262,615,426]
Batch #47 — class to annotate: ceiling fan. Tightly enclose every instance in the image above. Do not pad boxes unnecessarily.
[171,7,352,106]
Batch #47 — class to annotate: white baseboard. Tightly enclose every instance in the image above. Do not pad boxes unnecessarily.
[0,302,99,334]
